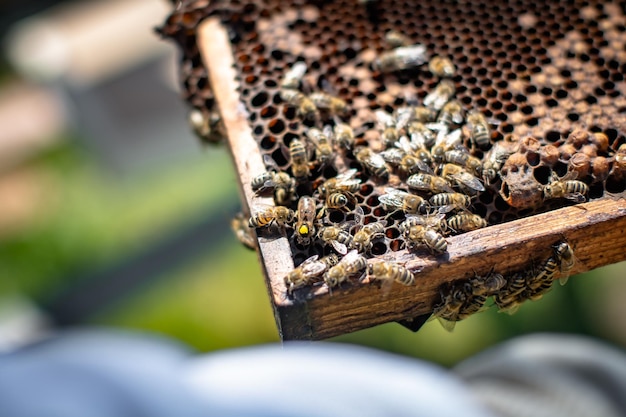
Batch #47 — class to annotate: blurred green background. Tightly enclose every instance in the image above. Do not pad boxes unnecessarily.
[0,0,625,366]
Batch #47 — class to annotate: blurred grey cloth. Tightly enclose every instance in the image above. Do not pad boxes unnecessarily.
[0,328,491,417]
[454,333,626,417]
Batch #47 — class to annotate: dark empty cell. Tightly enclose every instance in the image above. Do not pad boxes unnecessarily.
[260,135,276,150]
[485,88,498,98]
[479,191,494,205]
[603,81,615,91]
[553,161,568,177]
[323,165,338,179]
[496,112,508,122]
[480,79,493,87]
[244,75,258,84]
[389,240,404,252]
[606,175,626,193]
[585,95,597,104]
[238,53,251,63]
[271,50,284,60]
[494,193,510,211]
[502,123,514,133]
[260,106,277,118]
[533,165,551,184]
[254,125,265,136]
[526,117,539,126]
[251,91,269,107]
[328,210,346,224]
[360,183,374,196]
[580,54,590,62]
[488,211,502,225]
[461,96,473,105]
[505,103,518,112]
[268,119,285,134]
[283,106,297,119]
[567,113,579,121]
[491,101,503,110]
[264,79,277,88]
[506,72,517,80]
[519,105,533,115]
[589,183,604,199]
[611,73,624,82]
[541,87,553,96]
[500,91,512,101]
[605,129,618,142]
[370,241,387,256]
[545,131,561,143]
[241,88,250,97]
[546,99,558,107]
[271,147,289,167]
[497,80,508,89]
[373,207,387,217]
[555,89,568,99]
[385,227,400,239]
[475,92,486,101]
[525,85,537,94]
[516,64,527,73]
[594,87,606,96]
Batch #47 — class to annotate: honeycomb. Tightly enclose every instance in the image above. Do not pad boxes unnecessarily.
[159,1,626,305]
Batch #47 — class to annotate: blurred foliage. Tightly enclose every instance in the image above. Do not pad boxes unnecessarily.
[0,141,238,301]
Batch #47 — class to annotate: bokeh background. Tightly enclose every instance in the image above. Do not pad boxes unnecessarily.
[0,0,625,365]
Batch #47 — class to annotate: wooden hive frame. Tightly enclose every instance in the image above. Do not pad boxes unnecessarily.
[197,17,626,341]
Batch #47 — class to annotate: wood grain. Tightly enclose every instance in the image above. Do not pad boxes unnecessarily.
[197,18,626,341]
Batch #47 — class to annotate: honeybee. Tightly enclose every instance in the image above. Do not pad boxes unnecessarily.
[294,196,318,245]
[251,166,297,206]
[381,147,432,176]
[554,241,577,285]
[280,89,318,120]
[482,141,516,184]
[526,255,559,300]
[384,30,411,48]
[440,163,485,194]
[318,224,354,255]
[610,143,626,179]
[189,108,225,145]
[429,192,471,214]
[465,110,492,150]
[373,44,429,72]
[428,55,456,78]
[355,147,390,179]
[307,127,334,167]
[437,100,464,129]
[403,223,448,254]
[445,213,487,233]
[432,283,470,331]
[309,92,348,116]
[248,206,295,229]
[444,149,483,177]
[406,121,437,149]
[459,272,507,318]
[289,138,311,179]
[284,254,339,294]
[317,168,362,197]
[375,110,400,148]
[367,260,415,286]
[423,79,456,110]
[543,172,589,203]
[333,123,355,150]
[494,271,529,314]
[431,128,463,164]
[378,187,429,214]
[399,213,447,233]
[324,250,368,291]
[231,211,256,250]
[352,221,386,253]
[407,173,454,194]
[320,192,361,220]
[395,106,438,131]
[280,61,307,90]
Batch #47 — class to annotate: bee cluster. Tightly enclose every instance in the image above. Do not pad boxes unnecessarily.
[160,0,626,331]
[432,241,577,331]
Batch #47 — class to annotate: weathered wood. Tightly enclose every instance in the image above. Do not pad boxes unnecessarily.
[198,18,626,341]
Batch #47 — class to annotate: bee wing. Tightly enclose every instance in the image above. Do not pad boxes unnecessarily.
[298,254,320,267]
[564,193,587,203]
[451,172,485,192]
[375,109,395,128]
[330,241,348,255]
[368,152,387,169]
[394,107,414,130]
[288,61,307,79]
[560,171,580,181]
[341,249,361,263]
[301,260,328,277]
[335,168,360,182]
[380,148,405,164]
[396,135,414,153]
[394,44,429,67]
[436,317,458,332]
[437,205,456,214]
[378,193,403,209]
